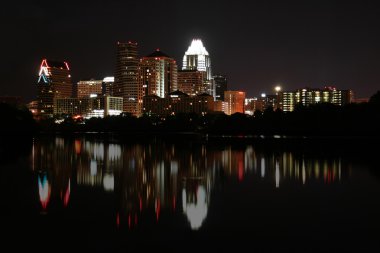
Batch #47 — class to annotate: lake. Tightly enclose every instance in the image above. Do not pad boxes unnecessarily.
[1,135,379,252]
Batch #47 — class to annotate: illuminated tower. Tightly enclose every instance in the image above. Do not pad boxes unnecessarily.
[36,59,72,116]
[224,91,246,115]
[114,41,141,115]
[139,49,178,98]
[182,39,214,99]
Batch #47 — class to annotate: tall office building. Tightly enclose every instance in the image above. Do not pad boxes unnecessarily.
[102,77,115,96]
[77,79,103,98]
[36,59,72,116]
[114,41,141,115]
[213,75,227,101]
[139,49,178,98]
[224,91,246,115]
[182,39,214,98]
[177,70,206,96]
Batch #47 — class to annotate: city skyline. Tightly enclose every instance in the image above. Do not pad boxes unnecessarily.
[1,1,380,102]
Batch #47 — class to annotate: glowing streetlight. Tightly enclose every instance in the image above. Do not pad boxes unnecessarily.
[274,85,282,111]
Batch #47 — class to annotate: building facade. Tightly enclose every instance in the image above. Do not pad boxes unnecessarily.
[213,75,227,101]
[37,59,72,117]
[54,96,123,118]
[139,49,178,98]
[224,91,246,115]
[143,91,214,117]
[177,70,206,96]
[182,39,214,99]
[77,79,103,98]
[102,77,115,96]
[280,87,353,112]
[114,41,141,115]
[214,100,229,114]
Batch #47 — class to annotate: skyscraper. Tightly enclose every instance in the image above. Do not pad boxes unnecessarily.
[182,39,214,99]
[102,77,115,96]
[224,91,246,115]
[139,49,177,98]
[177,70,206,96]
[114,41,141,115]
[37,59,72,116]
[77,79,103,98]
[213,75,227,101]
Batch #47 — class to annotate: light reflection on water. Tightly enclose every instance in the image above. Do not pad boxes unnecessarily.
[2,136,380,251]
[31,136,348,230]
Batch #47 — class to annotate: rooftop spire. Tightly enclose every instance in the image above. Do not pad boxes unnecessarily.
[185,39,209,56]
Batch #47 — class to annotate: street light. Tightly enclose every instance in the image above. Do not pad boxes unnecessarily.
[274,86,282,111]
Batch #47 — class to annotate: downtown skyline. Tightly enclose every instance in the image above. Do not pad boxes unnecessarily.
[1,0,380,102]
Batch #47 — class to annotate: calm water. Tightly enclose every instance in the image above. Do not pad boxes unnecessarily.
[1,135,379,252]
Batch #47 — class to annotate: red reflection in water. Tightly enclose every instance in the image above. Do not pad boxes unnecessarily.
[325,169,333,184]
[238,160,244,181]
[74,140,81,155]
[63,179,70,207]
[156,199,161,221]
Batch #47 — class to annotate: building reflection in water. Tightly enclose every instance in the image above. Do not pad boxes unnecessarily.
[31,137,349,229]
[33,137,72,213]
[37,172,50,212]
[182,182,209,230]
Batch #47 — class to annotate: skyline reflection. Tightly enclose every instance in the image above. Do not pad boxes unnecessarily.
[31,137,350,230]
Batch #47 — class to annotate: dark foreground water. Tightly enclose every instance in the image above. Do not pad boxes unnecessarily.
[1,135,379,252]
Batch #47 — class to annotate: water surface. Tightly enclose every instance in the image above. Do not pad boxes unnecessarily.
[1,135,379,252]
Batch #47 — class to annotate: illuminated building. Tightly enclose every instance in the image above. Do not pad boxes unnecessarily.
[102,76,115,96]
[214,100,229,114]
[36,59,73,117]
[213,75,227,101]
[282,92,296,112]
[77,79,103,98]
[114,41,141,115]
[143,91,214,116]
[182,39,214,98]
[262,94,278,110]
[224,91,246,115]
[177,70,206,96]
[139,49,177,98]
[244,98,258,115]
[54,95,123,118]
[280,87,353,112]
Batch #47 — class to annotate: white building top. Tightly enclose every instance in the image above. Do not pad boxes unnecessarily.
[185,39,209,56]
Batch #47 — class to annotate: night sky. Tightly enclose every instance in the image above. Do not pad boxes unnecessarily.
[1,0,380,102]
